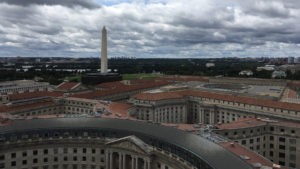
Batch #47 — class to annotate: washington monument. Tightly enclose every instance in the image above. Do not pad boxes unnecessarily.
[101,26,107,73]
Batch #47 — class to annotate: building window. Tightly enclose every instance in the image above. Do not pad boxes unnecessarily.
[22,152,27,157]
[11,153,16,158]
[0,155,4,161]
[290,154,296,161]
[33,150,38,155]
[289,139,296,144]
[54,157,58,162]
[289,146,296,152]
[289,163,296,168]
[44,149,48,154]
[22,160,27,165]
[279,152,285,158]
[279,137,285,143]
[11,161,16,166]
[279,145,285,150]
[33,158,38,163]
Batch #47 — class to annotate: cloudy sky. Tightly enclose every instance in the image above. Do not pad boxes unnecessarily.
[0,0,299,58]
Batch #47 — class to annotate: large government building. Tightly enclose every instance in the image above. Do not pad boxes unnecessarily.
[0,118,254,169]
[1,75,300,169]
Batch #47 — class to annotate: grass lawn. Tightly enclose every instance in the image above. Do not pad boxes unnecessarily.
[122,73,164,80]
[64,74,82,82]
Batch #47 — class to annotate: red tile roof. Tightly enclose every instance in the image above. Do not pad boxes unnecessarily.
[73,81,168,99]
[288,89,297,98]
[132,92,183,101]
[101,102,134,119]
[129,79,155,84]
[157,76,209,82]
[219,142,282,169]
[287,81,300,87]
[57,82,79,90]
[133,90,300,112]
[0,113,13,126]
[216,118,267,129]
[216,118,300,129]
[0,101,55,113]
[9,91,63,101]
[96,81,125,88]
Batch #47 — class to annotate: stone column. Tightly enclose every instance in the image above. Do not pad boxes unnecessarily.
[135,157,138,169]
[110,151,113,169]
[119,152,122,169]
[209,111,214,124]
[105,151,109,169]
[147,160,151,169]
[131,155,134,169]
[143,158,146,169]
[122,153,126,169]
[199,109,204,123]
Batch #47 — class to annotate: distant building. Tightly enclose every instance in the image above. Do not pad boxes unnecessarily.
[294,57,300,64]
[206,63,215,68]
[257,65,275,71]
[0,80,51,95]
[288,57,295,64]
[272,70,286,79]
[239,70,253,76]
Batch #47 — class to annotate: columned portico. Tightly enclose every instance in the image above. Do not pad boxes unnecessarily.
[106,150,152,169]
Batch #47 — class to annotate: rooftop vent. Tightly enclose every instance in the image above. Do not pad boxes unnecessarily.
[272,164,281,169]
[251,163,262,168]
[260,166,272,169]
[239,155,250,160]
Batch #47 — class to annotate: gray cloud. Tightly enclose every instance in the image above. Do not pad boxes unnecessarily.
[0,0,100,9]
[0,0,300,58]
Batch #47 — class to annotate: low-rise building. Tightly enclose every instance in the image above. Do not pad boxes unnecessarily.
[0,80,51,95]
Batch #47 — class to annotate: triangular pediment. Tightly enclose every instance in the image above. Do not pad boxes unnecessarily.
[106,135,152,154]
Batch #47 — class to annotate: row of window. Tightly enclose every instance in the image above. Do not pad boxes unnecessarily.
[0,163,104,169]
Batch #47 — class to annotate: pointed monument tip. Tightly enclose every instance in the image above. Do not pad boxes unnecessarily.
[103,26,106,30]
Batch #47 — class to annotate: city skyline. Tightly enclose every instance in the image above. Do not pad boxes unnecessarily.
[0,0,300,58]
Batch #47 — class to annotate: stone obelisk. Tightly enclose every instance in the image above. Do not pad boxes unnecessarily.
[101,26,108,73]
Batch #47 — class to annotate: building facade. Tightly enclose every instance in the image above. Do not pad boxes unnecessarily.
[129,90,300,124]
[0,80,51,95]
[213,118,300,169]
[0,118,253,169]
